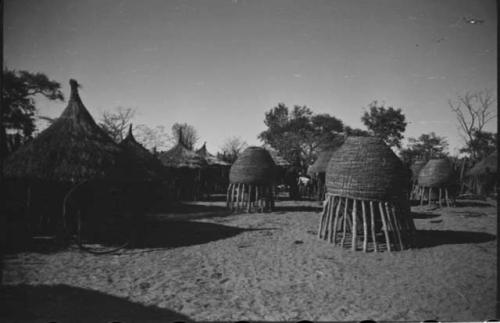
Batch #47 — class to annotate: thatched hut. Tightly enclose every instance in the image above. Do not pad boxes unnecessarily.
[159,138,207,201]
[417,159,456,207]
[196,142,230,197]
[318,136,415,252]
[227,146,276,212]
[308,149,336,201]
[409,159,427,200]
[465,151,497,196]
[3,79,149,240]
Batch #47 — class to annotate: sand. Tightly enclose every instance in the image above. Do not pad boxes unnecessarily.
[1,197,497,322]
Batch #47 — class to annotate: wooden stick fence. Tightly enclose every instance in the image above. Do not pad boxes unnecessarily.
[417,186,455,207]
[226,183,274,213]
[318,193,415,252]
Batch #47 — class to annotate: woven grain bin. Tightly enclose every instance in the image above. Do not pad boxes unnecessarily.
[465,151,497,196]
[227,146,276,212]
[409,160,427,200]
[417,159,455,207]
[318,136,415,252]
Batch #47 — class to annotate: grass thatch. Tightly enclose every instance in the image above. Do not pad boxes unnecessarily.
[119,125,166,181]
[159,142,207,169]
[466,151,497,176]
[418,159,455,187]
[325,136,409,201]
[229,146,276,184]
[266,148,290,168]
[195,142,230,167]
[410,160,427,182]
[3,79,138,183]
[308,149,336,174]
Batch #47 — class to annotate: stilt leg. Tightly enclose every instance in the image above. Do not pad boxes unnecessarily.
[420,187,425,206]
[428,187,433,206]
[362,200,368,252]
[326,195,335,242]
[445,188,451,207]
[340,198,349,247]
[438,188,442,208]
[351,199,357,251]
[379,201,391,252]
[332,195,341,245]
[318,196,329,239]
[386,202,403,251]
[226,184,232,208]
[370,201,377,252]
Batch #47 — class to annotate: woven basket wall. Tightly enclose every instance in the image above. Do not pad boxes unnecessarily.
[418,159,454,187]
[309,149,335,174]
[229,146,276,185]
[325,136,409,201]
[410,160,427,182]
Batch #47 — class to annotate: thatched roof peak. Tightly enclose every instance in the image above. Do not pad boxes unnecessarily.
[159,142,207,168]
[195,142,230,166]
[124,124,136,142]
[467,151,497,176]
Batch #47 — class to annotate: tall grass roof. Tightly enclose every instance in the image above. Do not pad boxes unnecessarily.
[467,151,497,176]
[326,136,409,201]
[3,79,131,183]
[418,159,454,187]
[196,142,229,166]
[266,148,290,167]
[410,160,427,182]
[159,140,207,169]
[229,146,276,185]
[119,125,166,180]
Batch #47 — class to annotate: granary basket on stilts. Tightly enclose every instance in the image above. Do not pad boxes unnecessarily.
[417,159,455,207]
[409,160,427,200]
[227,146,276,212]
[318,136,416,252]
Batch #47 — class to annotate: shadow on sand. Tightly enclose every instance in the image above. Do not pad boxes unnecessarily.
[0,284,192,322]
[453,200,495,208]
[274,205,322,213]
[414,230,496,248]
[411,212,442,219]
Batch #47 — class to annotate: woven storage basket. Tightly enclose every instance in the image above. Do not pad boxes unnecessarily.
[229,146,276,185]
[325,136,409,201]
[410,160,427,182]
[418,159,454,187]
[309,149,335,174]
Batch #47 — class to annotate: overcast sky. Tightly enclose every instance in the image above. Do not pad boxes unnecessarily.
[5,0,497,154]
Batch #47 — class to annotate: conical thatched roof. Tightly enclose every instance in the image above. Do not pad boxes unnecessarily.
[3,79,130,183]
[119,125,165,180]
[467,151,497,176]
[159,141,207,169]
[418,159,454,187]
[309,149,336,174]
[266,149,290,167]
[229,146,276,185]
[325,136,409,201]
[410,160,427,182]
[195,142,229,166]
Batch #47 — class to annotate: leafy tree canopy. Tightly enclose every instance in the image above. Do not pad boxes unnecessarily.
[399,132,449,165]
[258,103,344,171]
[361,101,407,148]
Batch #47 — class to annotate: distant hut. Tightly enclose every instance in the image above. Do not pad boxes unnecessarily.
[159,134,207,201]
[3,79,148,238]
[465,151,497,196]
[417,159,456,207]
[409,159,427,200]
[308,149,336,201]
[196,142,230,197]
[318,136,415,252]
[119,125,166,209]
[266,148,290,186]
[227,146,276,212]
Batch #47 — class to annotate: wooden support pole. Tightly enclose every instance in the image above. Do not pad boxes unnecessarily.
[428,187,432,206]
[326,195,335,242]
[420,187,425,206]
[340,197,349,247]
[318,196,328,239]
[362,200,368,252]
[445,188,451,207]
[351,199,357,251]
[370,201,377,252]
[254,185,259,213]
[383,201,397,251]
[379,201,391,252]
[332,195,341,245]
[241,184,246,210]
[226,184,232,208]
[438,188,442,208]
[386,202,403,251]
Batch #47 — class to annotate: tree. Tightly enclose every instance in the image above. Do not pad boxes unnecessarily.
[343,126,370,137]
[219,136,248,163]
[171,123,199,150]
[2,68,64,155]
[361,101,407,148]
[134,124,172,152]
[459,130,497,161]
[99,107,136,143]
[399,132,449,165]
[258,103,344,171]
[449,89,497,160]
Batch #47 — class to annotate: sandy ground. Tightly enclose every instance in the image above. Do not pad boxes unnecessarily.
[1,197,497,322]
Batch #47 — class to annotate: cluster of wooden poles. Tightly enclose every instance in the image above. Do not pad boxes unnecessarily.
[318,194,416,252]
[226,183,274,213]
[413,186,454,207]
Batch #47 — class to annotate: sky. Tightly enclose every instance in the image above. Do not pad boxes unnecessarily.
[4,0,497,155]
